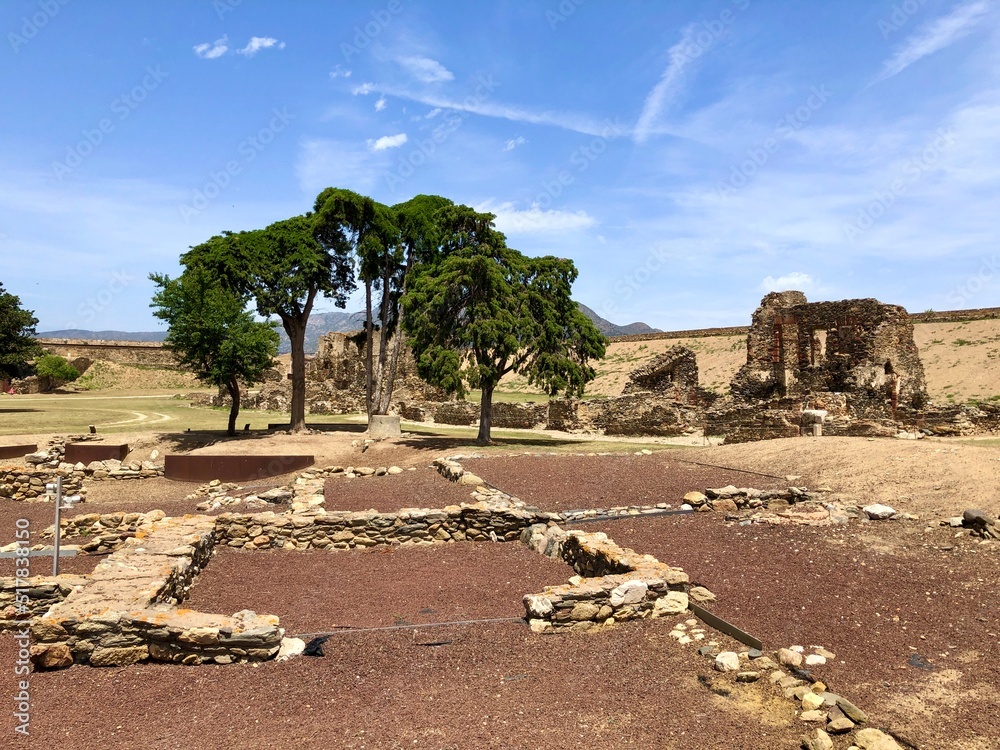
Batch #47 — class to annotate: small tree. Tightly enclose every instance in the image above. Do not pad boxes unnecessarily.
[401,206,607,444]
[35,355,80,383]
[0,282,41,382]
[182,213,356,433]
[150,267,279,436]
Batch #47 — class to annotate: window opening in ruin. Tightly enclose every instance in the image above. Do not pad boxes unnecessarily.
[810,330,827,366]
[884,361,894,375]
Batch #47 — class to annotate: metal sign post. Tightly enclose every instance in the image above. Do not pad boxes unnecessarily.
[49,477,80,576]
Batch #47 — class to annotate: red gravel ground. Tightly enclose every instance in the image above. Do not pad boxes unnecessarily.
[323,467,475,513]
[0,621,807,750]
[587,512,1000,749]
[465,452,792,510]
[184,542,571,634]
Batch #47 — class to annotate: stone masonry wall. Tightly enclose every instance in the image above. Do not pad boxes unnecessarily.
[30,514,283,669]
[521,524,691,632]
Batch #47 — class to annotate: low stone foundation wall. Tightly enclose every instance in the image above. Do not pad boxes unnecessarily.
[30,515,283,668]
[521,524,691,632]
[433,401,479,425]
[215,501,548,551]
[0,575,86,634]
[491,402,547,429]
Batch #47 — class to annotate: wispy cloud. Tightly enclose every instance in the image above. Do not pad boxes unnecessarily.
[760,272,814,292]
[194,36,229,60]
[398,56,454,83]
[356,83,615,136]
[634,26,700,144]
[329,65,352,79]
[375,95,387,112]
[503,136,527,152]
[478,201,596,233]
[368,133,408,152]
[874,1,991,83]
[237,36,286,57]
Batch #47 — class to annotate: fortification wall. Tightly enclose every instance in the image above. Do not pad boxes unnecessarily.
[36,339,179,368]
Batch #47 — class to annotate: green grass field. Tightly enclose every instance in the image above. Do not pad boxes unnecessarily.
[0,389,687,454]
[0,391,291,436]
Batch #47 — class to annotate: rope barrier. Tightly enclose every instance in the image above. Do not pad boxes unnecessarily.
[293,616,524,640]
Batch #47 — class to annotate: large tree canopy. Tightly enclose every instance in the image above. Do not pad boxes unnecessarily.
[401,206,607,443]
[0,282,41,381]
[182,213,356,432]
[150,267,279,435]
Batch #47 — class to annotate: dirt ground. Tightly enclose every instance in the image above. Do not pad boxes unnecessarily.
[3,430,1000,749]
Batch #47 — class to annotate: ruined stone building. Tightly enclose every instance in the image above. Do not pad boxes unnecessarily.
[729,291,928,415]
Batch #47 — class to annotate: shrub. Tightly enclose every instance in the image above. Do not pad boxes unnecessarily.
[36,354,80,382]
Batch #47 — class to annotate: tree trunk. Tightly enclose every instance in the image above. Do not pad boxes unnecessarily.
[226,375,241,437]
[477,381,495,444]
[285,318,308,433]
[364,279,373,418]
[376,326,404,415]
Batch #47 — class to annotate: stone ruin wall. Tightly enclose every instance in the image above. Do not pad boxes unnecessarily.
[36,339,180,369]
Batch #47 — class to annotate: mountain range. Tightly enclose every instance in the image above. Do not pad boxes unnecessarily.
[38,304,659,354]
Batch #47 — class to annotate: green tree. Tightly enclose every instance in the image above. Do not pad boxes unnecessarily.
[35,355,80,383]
[150,267,280,436]
[314,188,399,419]
[182,213,355,433]
[0,282,41,381]
[401,206,607,444]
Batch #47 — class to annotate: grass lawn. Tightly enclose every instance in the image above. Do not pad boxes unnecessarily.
[0,390,291,436]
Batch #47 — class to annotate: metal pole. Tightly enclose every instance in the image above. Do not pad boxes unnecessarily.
[53,475,62,576]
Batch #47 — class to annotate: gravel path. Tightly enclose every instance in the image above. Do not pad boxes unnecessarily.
[1,620,807,750]
[323,467,474,513]
[586,512,1000,749]
[465,452,792,510]
[184,542,571,634]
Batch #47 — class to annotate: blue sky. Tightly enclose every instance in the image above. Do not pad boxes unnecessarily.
[2,0,998,333]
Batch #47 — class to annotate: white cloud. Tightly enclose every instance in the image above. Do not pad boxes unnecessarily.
[398,55,454,83]
[760,272,814,292]
[358,83,616,136]
[503,136,527,152]
[237,36,286,57]
[194,36,229,60]
[375,95,387,112]
[874,1,991,83]
[634,26,701,144]
[368,133,408,152]
[477,201,596,233]
[329,65,352,79]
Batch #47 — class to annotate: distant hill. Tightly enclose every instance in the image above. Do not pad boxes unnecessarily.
[40,311,367,355]
[38,329,167,342]
[38,305,656,355]
[576,303,660,338]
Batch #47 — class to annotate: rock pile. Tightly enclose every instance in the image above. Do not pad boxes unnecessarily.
[41,510,164,553]
[521,524,693,632]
